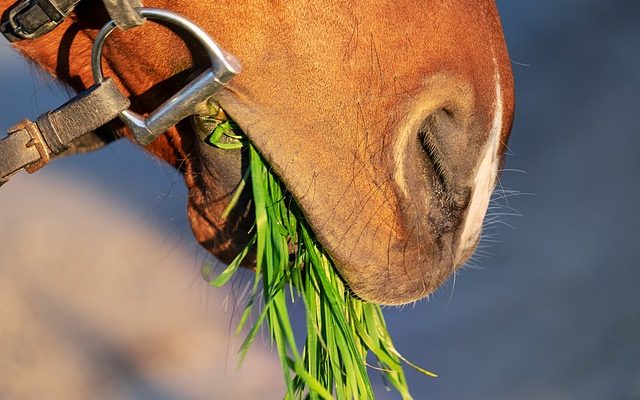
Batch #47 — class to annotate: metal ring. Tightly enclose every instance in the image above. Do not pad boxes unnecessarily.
[91,7,241,85]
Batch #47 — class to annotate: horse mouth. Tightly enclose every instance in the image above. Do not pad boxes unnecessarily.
[184,103,497,305]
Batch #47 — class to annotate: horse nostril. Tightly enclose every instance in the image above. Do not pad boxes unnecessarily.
[416,108,468,207]
[418,110,452,186]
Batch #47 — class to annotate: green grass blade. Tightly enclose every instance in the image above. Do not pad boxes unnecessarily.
[221,168,250,219]
[207,236,255,287]
[202,120,432,399]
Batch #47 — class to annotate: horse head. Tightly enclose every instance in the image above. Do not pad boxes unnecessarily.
[3,0,515,305]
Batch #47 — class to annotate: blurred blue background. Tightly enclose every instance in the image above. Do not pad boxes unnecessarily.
[1,1,639,399]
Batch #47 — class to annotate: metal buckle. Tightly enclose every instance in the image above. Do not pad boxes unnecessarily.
[8,119,51,173]
[3,0,67,41]
[90,7,242,146]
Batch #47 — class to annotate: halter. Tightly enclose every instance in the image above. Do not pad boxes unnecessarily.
[0,0,242,186]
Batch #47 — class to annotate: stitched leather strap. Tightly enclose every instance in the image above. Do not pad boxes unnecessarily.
[0,0,81,42]
[0,78,129,186]
[1,0,145,42]
[36,78,129,154]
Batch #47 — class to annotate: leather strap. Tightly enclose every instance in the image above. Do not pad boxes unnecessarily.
[0,78,129,186]
[62,127,119,156]
[1,0,145,42]
[0,0,81,42]
[0,124,44,186]
[36,78,129,154]
[102,0,144,30]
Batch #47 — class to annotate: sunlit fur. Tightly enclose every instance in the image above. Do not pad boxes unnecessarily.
[2,0,515,304]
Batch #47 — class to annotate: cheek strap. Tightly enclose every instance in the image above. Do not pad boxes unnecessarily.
[1,0,145,42]
[0,78,130,186]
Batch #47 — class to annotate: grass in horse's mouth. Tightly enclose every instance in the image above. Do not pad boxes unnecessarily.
[201,114,435,399]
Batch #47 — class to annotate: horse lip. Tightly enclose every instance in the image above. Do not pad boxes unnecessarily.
[189,100,476,304]
[188,139,459,304]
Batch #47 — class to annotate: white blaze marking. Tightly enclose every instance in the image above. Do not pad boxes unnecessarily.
[456,59,504,261]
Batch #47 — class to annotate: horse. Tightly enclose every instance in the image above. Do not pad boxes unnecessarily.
[1,0,515,305]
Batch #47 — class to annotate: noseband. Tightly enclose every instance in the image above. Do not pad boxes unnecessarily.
[0,0,242,186]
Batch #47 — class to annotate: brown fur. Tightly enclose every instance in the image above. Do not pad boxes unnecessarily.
[2,0,515,304]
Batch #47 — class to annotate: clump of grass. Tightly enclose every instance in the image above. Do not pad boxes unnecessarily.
[203,115,435,399]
